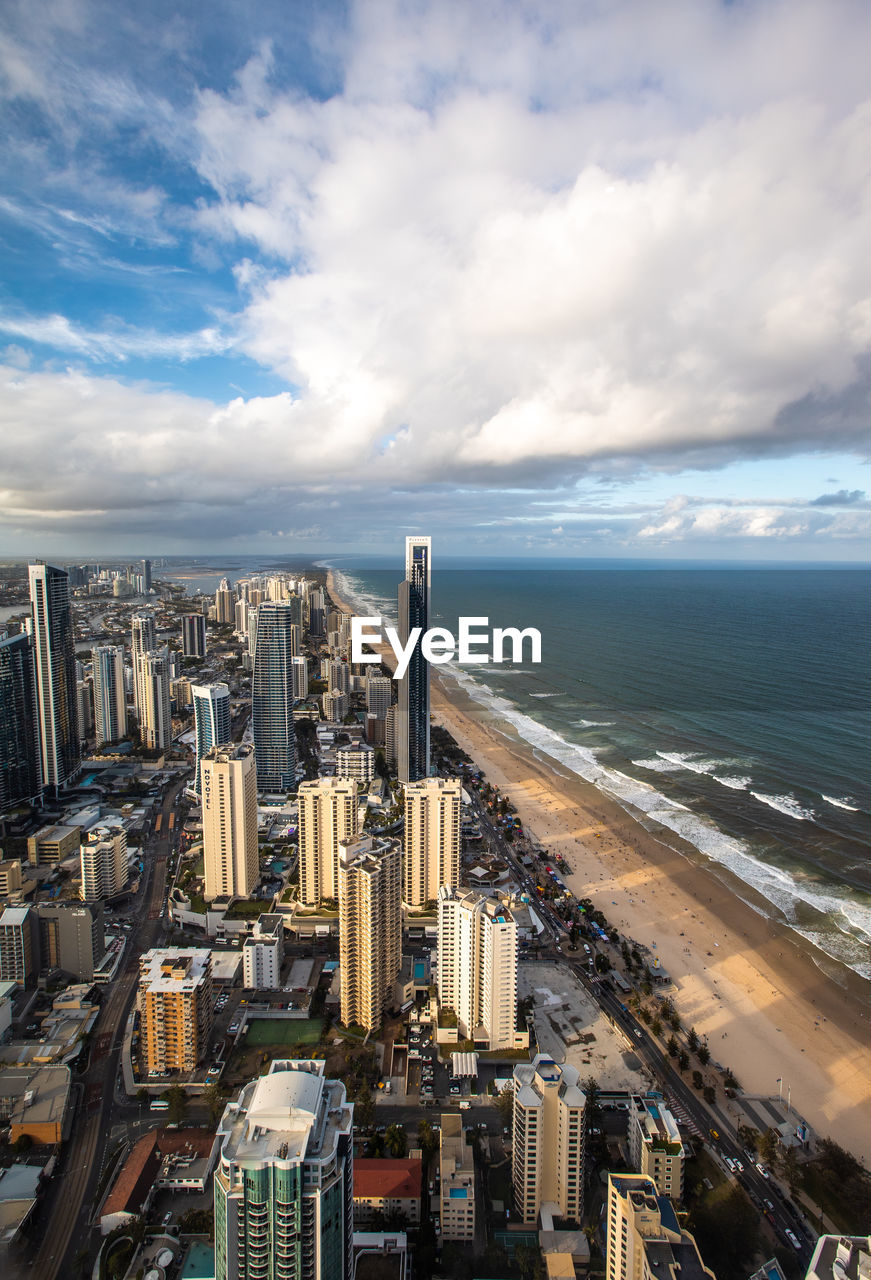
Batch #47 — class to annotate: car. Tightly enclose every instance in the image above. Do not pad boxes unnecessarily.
[785,1230,802,1250]
[449,1085,460,1095]
[734,1159,744,1172]
[764,1199,775,1213]
[163,1213,172,1226]
[724,1157,736,1172]
[709,1128,720,1141]
[207,1065,222,1077]
[228,1022,240,1034]
[633,1028,642,1039]
[756,1162,770,1179]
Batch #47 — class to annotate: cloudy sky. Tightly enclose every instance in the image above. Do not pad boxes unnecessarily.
[1,0,870,560]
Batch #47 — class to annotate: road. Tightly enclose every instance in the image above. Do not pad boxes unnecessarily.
[31,777,184,1280]
[462,773,815,1264]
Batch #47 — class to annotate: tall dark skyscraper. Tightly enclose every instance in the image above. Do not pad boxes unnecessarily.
[182,612,207,658]
[28,563,81,795]
[141,558,152,592]
[251,602,298,792]
[396,535,431,784]
[191,682,232,795]
[0,630,42,813]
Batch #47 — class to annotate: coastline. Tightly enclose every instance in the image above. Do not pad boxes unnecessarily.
[326,569,871,1158]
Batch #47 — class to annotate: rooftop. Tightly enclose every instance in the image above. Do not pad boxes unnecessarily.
[354,1159,422,1200]
[139,947,211,992]
[218,1060,351,1168]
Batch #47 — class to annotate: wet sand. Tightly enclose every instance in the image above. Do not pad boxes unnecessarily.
[326,570,871,1158]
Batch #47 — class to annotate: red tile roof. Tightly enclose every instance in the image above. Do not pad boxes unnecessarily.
[353,1158,422,1201]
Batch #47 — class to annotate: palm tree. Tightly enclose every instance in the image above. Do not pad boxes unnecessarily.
[384,1124,407,1158]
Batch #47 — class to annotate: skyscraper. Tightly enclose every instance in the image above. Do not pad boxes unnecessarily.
[140,558,152,592]
[91,645,128,745]
[403,776,462,906]
[0,630,41,814]
[28,563,80,794]
[437,886,518,1051]
[131,611,156,716]
[251,602,298,792]
[191,682,231,795]
[605,1174,715,1280]
[396,535,431,783]
[512,1055,586,1226]
[139,650,172,750]
[215,577,235,624]
[80,824,128,900]
[338,834,401,1033]
[297,777,359,907]
[201,743,259,901]
[181,612,207,658]
[137,948,213,1074]
[214,1059,353,1280]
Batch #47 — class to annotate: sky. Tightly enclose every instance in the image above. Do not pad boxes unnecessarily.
[1,0,871,560]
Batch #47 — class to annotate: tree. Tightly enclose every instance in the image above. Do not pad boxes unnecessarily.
[136,1087,148,1104]
[692,1071,704,1091]
[687,1026,699,1052]
[417,1119,437,1161]
[737,1124,759,1152]
[723,1068,740,1091]
[595,952,611,974]
[703,1085,716,1105]
[384,1123,407,1158]
[666,1035,679,1058]
[697,1039,711,1066]
[495,1086,514,1129]
[758,1127,779,1167]
[781,1146,801,1195]
[678,1050,689,1073]
[355,1084,375,1127]
[203,1082,227,1125]
[651,1017,663,1037]
[165,1084,187,1126]
[690,1186,760,1277]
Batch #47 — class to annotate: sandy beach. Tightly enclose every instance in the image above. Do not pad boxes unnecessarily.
[326,570,871,1159]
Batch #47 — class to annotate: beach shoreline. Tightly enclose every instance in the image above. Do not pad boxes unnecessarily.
[326,569,871,1159]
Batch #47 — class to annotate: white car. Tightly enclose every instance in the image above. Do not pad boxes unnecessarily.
[785,1229,802,1251]
[755,1162,770,1179]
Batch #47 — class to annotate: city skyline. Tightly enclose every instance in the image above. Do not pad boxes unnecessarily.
[1,2,870,560]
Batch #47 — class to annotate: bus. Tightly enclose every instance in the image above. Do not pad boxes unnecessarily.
[150,1099,170,1112]
[168,812,175,831]
[154,815,162,834]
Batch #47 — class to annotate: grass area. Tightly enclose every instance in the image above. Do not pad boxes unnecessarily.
[475,1048,531,1061]
[225,898,267,919]
[245,1018,325,1047]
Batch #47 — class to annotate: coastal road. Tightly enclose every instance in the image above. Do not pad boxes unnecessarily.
[32,778,183,1280]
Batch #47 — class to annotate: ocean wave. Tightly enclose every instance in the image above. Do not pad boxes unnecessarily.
[529,692,561,698]
[332,570,397,626]
[656,751,719,775]
[632,757,683,773]
[822,794,860,812]
[577,719,615,728]
[449,666,871,979]
[751,792,815,821]
[712,774,752,790]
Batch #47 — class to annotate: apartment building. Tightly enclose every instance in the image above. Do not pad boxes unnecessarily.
[512,1055,586,1226]
[137,948,213,1074]
[403,777,461,907]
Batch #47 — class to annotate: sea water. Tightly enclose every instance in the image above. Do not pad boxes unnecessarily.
[333,560,871,982]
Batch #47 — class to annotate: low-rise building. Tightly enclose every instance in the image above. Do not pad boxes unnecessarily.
[0,860,23,897]
[336,742,375,783]
[0,1064,71,1144]
[628,1094,685,1199]
[439,1113,476,1242]
[27,824,80,866]
[353,1158,422,1226]
[242,914,284,989]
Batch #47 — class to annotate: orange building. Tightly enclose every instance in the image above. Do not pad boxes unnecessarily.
[137,948,213,1074]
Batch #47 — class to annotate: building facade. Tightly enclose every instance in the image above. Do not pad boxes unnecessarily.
[298,777,359,907]
[439,1114,476,1242]
[242,914,284,989]
[80,824,128,901]
[512,1055,586,1226]
[137,948,213,1074]
[191,682,232,795]
[28,563,80,793]
[138,649,172,750]
[37,901,105,981]
[201,743,259,901]
[182,613,207,658]
[214,1059,353,1280]
[251,602,298,792]
[395,536,431,784]
[0,907,39,986]
[403,777,461,907]
[335,742,375,784]
[437,887,518,1051]
[215,578,235,625]
[0,630,41,814]
[338,835,401,1033]
[605,1174,715,1280]
[628,1096,685,1199]
[130,612,156,715]
[91,645,128,745]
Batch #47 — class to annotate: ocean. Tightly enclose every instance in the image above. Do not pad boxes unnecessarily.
[330,559,871,984]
